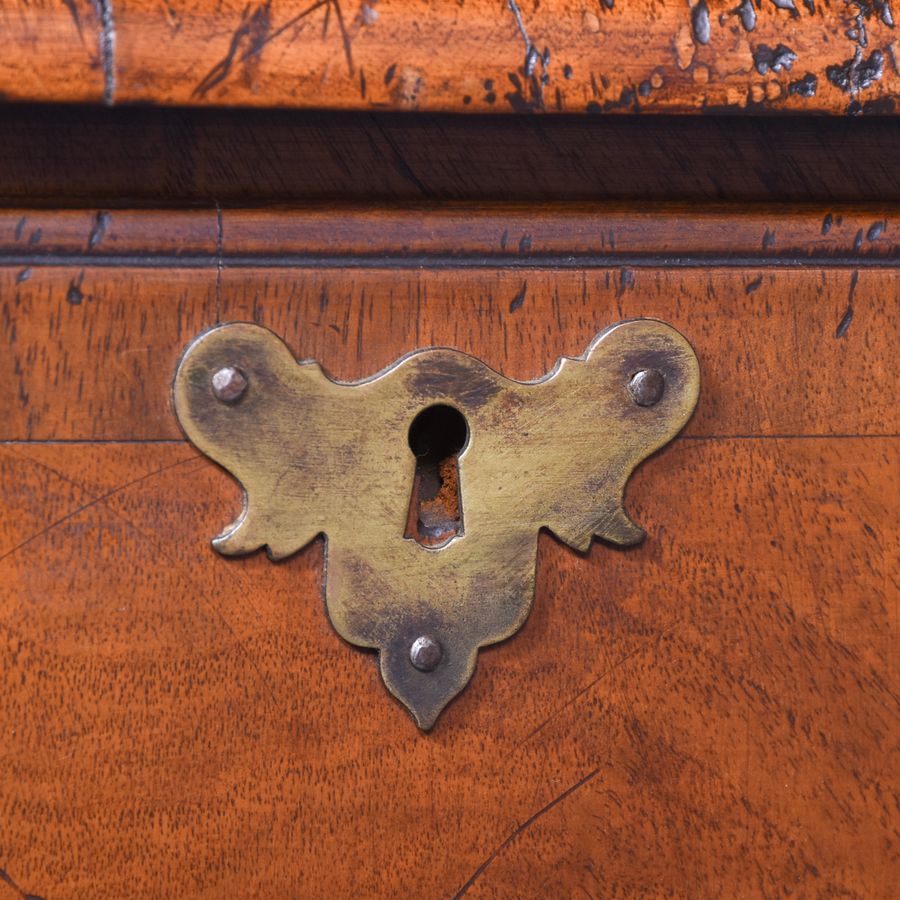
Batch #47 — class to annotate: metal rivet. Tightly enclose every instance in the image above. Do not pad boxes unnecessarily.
[628,369,665,407]
[211,366,248,403]
[410,635,442,672]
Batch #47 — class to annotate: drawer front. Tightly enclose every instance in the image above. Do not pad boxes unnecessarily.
[0,206,897,898]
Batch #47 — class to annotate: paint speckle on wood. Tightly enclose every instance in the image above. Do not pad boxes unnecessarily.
[1,0,897,114]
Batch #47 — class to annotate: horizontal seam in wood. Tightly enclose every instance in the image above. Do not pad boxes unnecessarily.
[0,254,897,269]
[1,435,897,446]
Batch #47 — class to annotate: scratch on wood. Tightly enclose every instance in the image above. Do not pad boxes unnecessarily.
[516,630,673,751]
[0,867,44,900]
[453,768,603,898]
[331,0,355,76]
[92,0,117,105]
[0,456,199,567]
[506,0,550,85]
[194,0,328,97]
[5,445,282,715]
[507,0,532,55]
[369,117,432,196]
[62,0,85,42]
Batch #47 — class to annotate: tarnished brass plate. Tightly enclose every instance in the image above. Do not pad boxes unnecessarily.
[173,319,700,728]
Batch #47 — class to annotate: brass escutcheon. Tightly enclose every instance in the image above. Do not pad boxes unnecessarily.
[173,319,700,729]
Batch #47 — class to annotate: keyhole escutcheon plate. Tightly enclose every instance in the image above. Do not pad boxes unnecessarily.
[173,319,700,729]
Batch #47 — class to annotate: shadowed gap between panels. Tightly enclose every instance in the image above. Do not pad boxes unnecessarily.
[0,108,898,205]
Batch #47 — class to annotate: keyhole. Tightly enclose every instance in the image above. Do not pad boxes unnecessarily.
[405,404,469,548]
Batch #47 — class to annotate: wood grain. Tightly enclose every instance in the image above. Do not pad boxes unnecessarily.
[0,205,897,897]
[1,0,898,113]
[0,204,896,441]
[0,436,896,897]
[0,0,104,104]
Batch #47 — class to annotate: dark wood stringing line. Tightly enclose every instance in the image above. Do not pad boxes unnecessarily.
[3,436,897,445]
[0,254,897,269]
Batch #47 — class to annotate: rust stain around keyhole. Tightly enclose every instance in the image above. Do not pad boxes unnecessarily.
[404,404,468,547]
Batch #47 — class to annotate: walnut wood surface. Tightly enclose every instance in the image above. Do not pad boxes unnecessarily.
[0,0,898,114]
[0,439,896,898]
[0,206,897,897]
[0,205,897,441]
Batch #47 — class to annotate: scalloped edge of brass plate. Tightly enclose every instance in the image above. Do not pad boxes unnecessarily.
[174,318,700,728]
